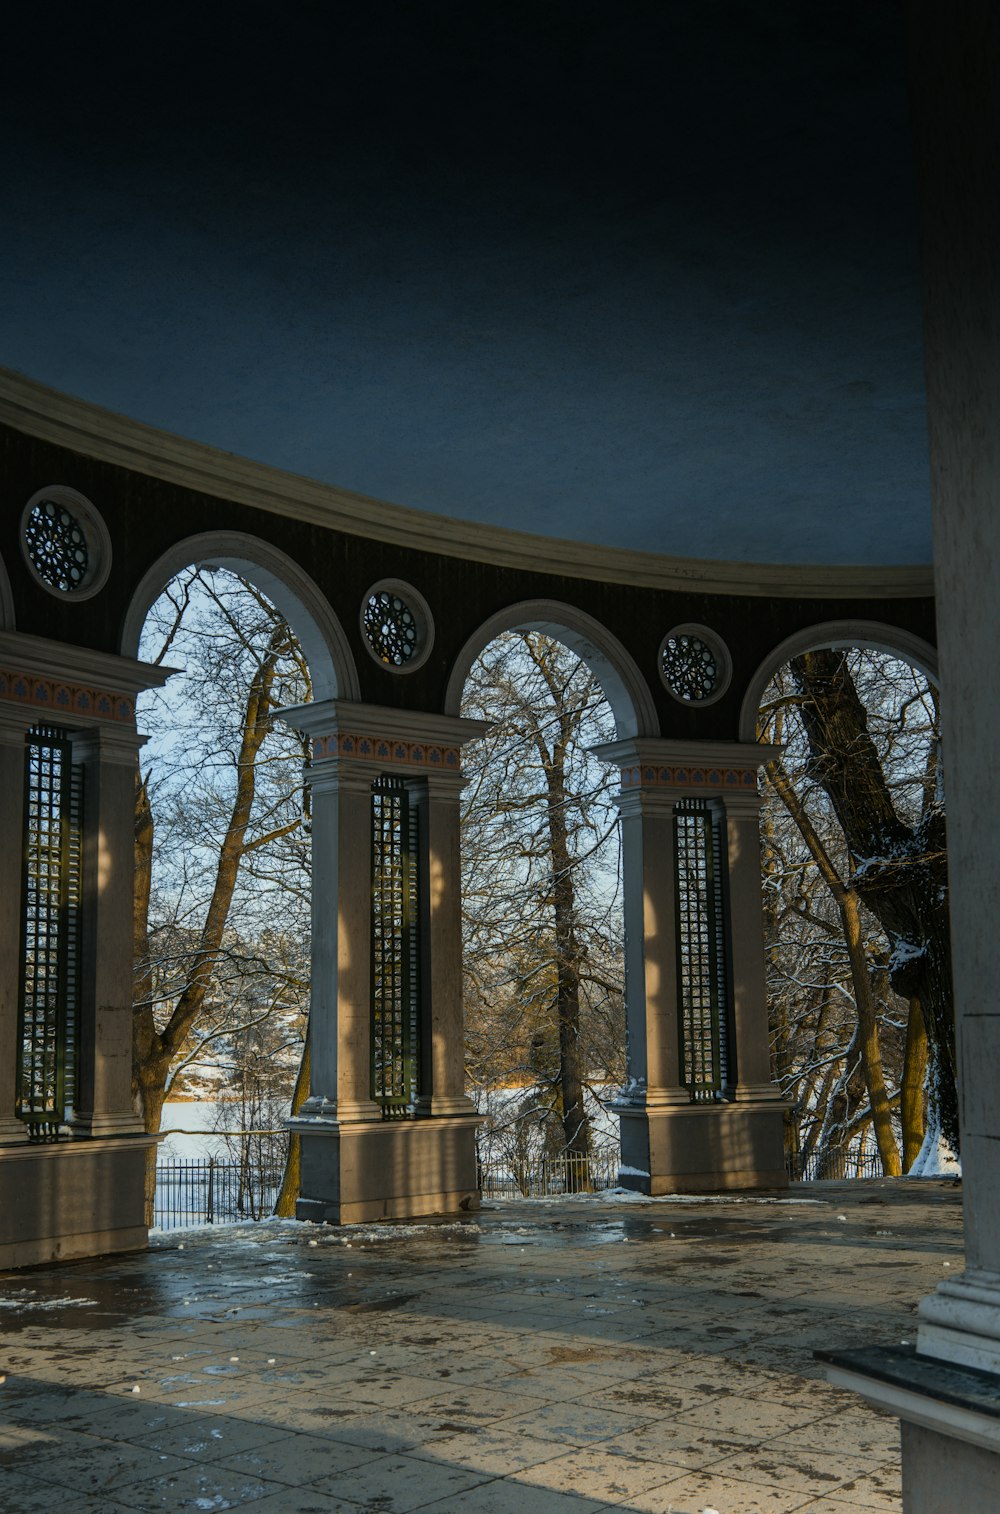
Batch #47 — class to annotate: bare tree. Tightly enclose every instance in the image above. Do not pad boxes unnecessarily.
[461,632,624,1187]
[133,568,311,1221]
[758,648,951,1175]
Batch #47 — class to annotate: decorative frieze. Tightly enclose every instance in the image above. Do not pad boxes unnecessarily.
[620,763,757,791]
[312,731,461,770]
[0,669,135,724]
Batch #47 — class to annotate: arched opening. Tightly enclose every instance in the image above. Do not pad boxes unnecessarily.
[133,559,319,1228]
[445,599,657,739]
[458,625,627,1196]
[121,531,358,701]
[753,635,953,1183]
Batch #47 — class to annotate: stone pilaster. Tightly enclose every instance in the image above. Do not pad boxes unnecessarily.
[70,726,147,1137]
[415,769,477,1118]
[278,699,486,1222]
[594,737,786,1192]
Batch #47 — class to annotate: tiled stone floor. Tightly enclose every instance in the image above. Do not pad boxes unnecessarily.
[0,1180,963,1513]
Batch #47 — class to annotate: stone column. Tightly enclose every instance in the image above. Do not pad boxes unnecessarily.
[723,788,786,1102]
[594,737,785,1192]
[69,727,146,1137]
[279,699,486,1222]
[0,711,32,1143]
[0,632,171,1268]
[299,753,382,1123]
[416,769,477,1117]
[821,23,1000,1509]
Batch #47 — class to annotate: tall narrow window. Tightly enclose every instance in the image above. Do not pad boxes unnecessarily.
[17,725,83,1139]
[371,776,420,1117]
[674,798,731,1101]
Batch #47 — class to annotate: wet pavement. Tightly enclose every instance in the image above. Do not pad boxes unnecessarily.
[0,1180,963,1513]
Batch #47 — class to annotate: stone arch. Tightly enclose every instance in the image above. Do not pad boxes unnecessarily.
[444,599,657,738]
[0,551,14,630]
[120,531,360,701]
[738,619,939,743]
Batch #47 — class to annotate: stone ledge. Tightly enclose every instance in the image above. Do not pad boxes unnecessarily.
[820,1343,1000,1456]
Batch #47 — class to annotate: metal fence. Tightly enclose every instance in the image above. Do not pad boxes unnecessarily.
[154,1159,282,1230]
[786,1148,883,1182]
[477,1150,621,1198]
[155,1145,886,1231]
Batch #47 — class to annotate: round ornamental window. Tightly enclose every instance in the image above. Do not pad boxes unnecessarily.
[359,580,434,673]
[658,624,732,706]
[25,499,89,590]
[20,487,112,600]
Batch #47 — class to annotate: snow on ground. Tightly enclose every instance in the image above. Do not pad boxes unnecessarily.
[0,1291,97,1309]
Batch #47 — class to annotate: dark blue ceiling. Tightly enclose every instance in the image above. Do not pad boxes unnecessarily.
[0,2,931,565]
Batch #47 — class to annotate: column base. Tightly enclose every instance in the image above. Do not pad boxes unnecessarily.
[0,1117,29,1145]
[917,1270,1000,1374]
[71,1111,147,1138]
[291,1113,481,1224]
[0,1135,157,1269]
[618,1099,788,1194]
[821,1343,1000,1514]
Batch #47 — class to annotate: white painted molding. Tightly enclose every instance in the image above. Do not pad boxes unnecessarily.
[0,368,935,600]
[737,619,940,742]
[0,551,13,631]
[0,630,173,695]
[119,531,360,702]
[443,599,658,740]
[277,699,490,749]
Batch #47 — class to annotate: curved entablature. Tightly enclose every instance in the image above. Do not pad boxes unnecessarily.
[119,531,360,702]
[444,600,658,741]
[738,619,940,744]
[0,552,14,631]
[0,369,933,600]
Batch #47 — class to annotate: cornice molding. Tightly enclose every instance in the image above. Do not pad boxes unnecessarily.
[0,631,174,726]
[0,368,935,601]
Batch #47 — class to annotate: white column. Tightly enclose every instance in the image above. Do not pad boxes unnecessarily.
[70,727,146,1137]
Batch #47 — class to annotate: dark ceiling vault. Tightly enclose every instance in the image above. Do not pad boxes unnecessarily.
[0,1,930,565]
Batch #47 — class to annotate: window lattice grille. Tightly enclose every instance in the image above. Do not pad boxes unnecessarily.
[371,776,420,1116]
[674,799,730,1102]
[17,725,83,1138]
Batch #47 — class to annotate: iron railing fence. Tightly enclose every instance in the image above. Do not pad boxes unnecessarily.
[786,1148,883,1182]
[155,1145,887,1230]
[477,1150,621,1198]
[154,1159,282,1230]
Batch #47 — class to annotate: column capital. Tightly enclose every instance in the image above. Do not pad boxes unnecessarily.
[277,698,488,766]
[592,737,781,800]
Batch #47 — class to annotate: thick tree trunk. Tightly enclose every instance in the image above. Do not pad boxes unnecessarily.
[902,997,929,1171]
[274,1020,310,1217]
[790,650,957,1153]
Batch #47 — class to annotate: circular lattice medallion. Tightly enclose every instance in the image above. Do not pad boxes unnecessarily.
[20,487,112,600]
[360,580,433,673]
[658,623,732,706]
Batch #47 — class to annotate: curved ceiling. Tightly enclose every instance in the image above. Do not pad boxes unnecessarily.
[0,2,931,567]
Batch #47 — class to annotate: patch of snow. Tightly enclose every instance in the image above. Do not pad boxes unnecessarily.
[909,1125,961,1178]
[618,1164,649,1177]
[0,1292,97,1310]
